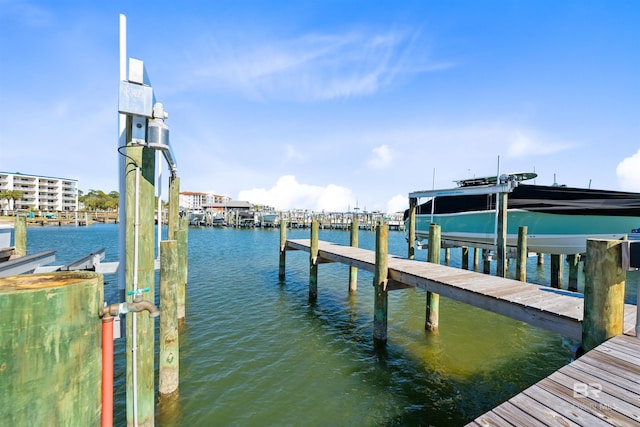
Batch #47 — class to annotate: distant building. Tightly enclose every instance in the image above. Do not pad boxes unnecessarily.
[0,171,78,212]
[179,191,231,210]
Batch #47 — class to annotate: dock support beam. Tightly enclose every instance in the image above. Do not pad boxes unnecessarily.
[426,224,441,331]
[309,219,319,302]
[373,224,389,347]
[516,226,527,282]
[407,198,416,260]
[14,216,26,257]
[279,219,286,281]
[159,240,179,399]
[349,217,358,293]
[582,239,625,353]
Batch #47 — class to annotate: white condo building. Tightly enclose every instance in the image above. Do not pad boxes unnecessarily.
[0,171,79,212]
[179,191,231,210]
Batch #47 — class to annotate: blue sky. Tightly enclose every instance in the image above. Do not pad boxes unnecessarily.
[1,1,639,213]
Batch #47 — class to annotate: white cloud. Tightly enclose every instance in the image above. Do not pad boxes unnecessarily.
[367,144,393,169]
[238,175,355,211]
[187,28,451,101]
[616,149,640,191]
[506,130,573,158]
[387,194,408,213]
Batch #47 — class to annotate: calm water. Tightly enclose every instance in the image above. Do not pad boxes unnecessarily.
[24,224,637,426]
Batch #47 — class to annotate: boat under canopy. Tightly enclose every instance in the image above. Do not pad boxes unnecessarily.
[406,183,640,255]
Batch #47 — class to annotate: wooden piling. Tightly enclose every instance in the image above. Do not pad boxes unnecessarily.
[168,176,180,240]
[461,247,469,270]
[13,216,26,257]
[444,248,450,264]
[537,253,544,265]
[124,145,156,427]
[309,219,319,302]
[473,247,479,269]
[279,219,286,281]
[567,254,579,292]
[349,217,358,293]
[582,239,625,353]
[159,240,179,398]
[0,272,103,425]
[407,197,416,260]
[177,216,189,320]
[496,192,508,277]
[426,224,441,331]
[550,254,562,288]
[482,248,491,274]
[373,224,389,347]
[516,226,527,282]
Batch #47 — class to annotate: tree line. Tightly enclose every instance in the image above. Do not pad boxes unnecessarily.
[0,189,119,211]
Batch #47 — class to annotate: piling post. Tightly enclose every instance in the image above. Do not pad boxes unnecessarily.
[168,176,180,240]
[408,197,416,260]
[0,272,103,426]
[349,217,359,293]
[426,224,441,331]
[461,247,469,270]
[309,219,319,302]
[13,216,26,257]
[582,239,625,353]
[496,192,508,277]
[568,254,579,292]
[124,144,156,427]
[537,253,544,265]
[373,223,389,347]
[177,216,189,320]
[550,254,562,288]
[159,240,179,398]
[516,226,528,282]
[482,248,491,274]
[473,247,479,269]
[279,219,286,280]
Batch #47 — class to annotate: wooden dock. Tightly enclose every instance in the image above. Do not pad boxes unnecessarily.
[469,333,640,426]
[285,239,637,340]
[285,237,640,425]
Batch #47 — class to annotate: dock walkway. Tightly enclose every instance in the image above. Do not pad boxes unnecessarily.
[286,239,636,340]
[469,333,640,426]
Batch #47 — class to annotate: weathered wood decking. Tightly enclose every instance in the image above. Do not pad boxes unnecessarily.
[286,238,640,426]
[286,239,636,340]
[469,333,640,426]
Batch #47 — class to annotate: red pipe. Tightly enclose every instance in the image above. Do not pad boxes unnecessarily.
[102,315,114,427]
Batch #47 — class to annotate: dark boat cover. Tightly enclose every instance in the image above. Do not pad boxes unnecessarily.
[405,185,640,220]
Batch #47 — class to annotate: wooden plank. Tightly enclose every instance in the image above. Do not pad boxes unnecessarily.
[507,392,580,426]
[521,384,613,427]
[470,410,513,426]
[547,371,640,424]
[490,400,550,426]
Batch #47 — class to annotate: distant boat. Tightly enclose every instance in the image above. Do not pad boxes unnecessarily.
[407,173,640,254]
[188,208,206,224]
